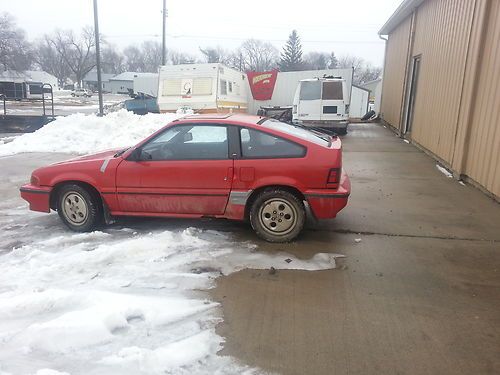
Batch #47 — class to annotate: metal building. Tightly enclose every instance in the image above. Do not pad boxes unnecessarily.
[379,0,500,200]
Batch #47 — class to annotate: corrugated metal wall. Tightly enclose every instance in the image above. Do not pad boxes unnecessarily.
[465,1,500,197]
[381,0,500,199]
[410,0,476,164]
[380,16,411,128]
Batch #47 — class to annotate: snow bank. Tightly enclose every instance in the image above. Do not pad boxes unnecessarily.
[0,110,182,157]
[436,164,453,178]
[0,223,342,374]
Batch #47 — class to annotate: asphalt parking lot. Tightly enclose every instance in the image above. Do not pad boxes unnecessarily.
[1,122,499,374]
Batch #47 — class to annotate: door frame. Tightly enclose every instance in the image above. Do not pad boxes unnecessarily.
[403,55,422,135]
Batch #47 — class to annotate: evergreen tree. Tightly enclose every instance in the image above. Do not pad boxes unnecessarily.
[279,30,304,71]
[328,52,338,69]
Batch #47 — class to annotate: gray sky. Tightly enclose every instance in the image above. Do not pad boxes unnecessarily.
[2,0,401,66]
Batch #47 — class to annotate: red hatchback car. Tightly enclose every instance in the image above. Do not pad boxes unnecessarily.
[20,114,350,242]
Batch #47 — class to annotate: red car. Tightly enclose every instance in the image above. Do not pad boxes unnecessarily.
[20,114,350,242]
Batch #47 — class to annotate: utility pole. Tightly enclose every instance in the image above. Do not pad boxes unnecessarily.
[93,0,104,116]
[162,0,167,65]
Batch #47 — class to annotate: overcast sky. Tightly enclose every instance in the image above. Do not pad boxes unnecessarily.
[2,0,401,66]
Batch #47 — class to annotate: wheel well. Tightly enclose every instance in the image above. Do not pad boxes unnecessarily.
[50,181,103,210]
[244,185,306,220]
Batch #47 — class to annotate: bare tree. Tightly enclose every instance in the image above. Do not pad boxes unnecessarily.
[101,44,125,74]
[338,55,381,85]
[141,41,162,72]
[123,45,144,72]
[168,50,197,65]
[48,27,97,87]
[304,52,329,70]
[34,37,71,87]
[0,13,33,71]
[199,46,231,64]
[240,39,278,72]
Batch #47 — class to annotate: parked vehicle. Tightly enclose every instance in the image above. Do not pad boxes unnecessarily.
[157,63,248,113]
[20,114,350,242]
[71,89,92,98]
[292,77,350,135]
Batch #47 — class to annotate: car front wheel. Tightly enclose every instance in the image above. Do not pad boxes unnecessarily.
[249,189,305,242]
[57,184,102,232]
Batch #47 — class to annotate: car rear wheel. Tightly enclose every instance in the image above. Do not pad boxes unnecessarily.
[57,184,102,232]
[249,189,305,242]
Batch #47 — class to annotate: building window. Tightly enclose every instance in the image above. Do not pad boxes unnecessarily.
[220,79,227,95]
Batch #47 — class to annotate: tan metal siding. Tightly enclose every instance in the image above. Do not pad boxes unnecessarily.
[465,1,500,197]
[410,0,476,164]
[380,16,411,129]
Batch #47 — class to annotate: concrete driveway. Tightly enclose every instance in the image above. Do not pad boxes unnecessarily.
[212,123,500,375]
[1,123,499,374]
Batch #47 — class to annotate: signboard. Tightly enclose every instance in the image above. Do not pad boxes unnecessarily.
[181,78,193,98]
[247,70,278,101]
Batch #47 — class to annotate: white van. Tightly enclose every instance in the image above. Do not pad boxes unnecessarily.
[292,77,349,134]
[157,63,248,113]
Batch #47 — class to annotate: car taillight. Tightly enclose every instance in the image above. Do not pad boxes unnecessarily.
[30,175,39,186]
[327,168,340,188]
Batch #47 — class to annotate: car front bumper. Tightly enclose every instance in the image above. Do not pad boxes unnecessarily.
[20,184,52,213]
[304,169,351,219]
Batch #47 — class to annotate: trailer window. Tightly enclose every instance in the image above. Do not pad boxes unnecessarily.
[193,77,212,95]
[299,81,321,100]
[162,79,181,96]
[220,79,227,95]
[322,81,343,100]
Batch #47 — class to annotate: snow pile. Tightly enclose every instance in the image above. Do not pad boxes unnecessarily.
[436,164,453,178]
[0,110,182,157]
[0,223,341,374]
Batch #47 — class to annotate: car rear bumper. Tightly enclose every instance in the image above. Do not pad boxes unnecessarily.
[20,184,52,213]
[304,169,351,219]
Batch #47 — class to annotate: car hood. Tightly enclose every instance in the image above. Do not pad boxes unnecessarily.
[52,148,126,165]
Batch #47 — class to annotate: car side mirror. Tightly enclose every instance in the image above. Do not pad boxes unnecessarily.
[127,148,151,161]
[183,132,193,142]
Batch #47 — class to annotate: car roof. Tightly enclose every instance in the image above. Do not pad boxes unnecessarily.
[174,113,266,125]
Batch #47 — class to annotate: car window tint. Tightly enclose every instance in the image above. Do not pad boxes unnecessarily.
[240,128,305,158]
[143,125,228,160]
[299,80,321,100]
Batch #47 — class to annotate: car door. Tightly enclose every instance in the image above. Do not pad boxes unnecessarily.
[320,80,345,121]
[297,80,322,122]
[115,123,233,215]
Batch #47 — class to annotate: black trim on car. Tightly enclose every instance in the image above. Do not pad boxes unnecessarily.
[305,193,350,199]
[19,187,50,194]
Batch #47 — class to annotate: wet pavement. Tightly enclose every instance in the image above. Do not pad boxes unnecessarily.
[1,123,499,374]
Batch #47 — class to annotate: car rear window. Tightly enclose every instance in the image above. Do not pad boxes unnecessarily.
[261,119,330,147]
[322,81,343,100]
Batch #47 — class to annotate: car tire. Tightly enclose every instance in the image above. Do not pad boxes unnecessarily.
[249,189,305,242]
[56,184,102,232]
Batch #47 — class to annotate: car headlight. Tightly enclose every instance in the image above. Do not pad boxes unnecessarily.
[30,175,40,186]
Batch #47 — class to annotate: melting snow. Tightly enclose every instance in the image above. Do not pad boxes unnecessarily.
[0,110,182,157]
[436,164,453,178]
[0,213,341,374]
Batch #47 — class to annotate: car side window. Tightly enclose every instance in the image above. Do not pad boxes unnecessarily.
[142,124,228,160]
[240,128,306,158]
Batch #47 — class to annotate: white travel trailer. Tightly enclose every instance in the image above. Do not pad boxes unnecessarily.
[292,77,350,134]
[157,63,248,113]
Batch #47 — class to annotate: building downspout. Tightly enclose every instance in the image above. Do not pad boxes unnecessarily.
[398,9,417,137]
[451,0,491,178]
[377,34,388,120]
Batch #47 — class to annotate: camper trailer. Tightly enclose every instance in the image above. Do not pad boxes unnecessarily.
[157,63,248,113]
[292,77,350,135]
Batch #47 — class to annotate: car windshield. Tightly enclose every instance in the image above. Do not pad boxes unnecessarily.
[261,119,331,146]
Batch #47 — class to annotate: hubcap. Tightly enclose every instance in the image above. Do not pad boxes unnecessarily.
[62,192,88,225]
[258,198,297,236]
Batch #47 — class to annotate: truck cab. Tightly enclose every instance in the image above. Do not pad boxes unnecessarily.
[292,77,349,135]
